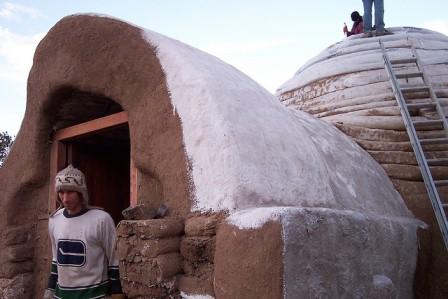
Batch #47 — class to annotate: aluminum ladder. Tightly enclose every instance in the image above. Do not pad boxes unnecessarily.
[379,39,448,250]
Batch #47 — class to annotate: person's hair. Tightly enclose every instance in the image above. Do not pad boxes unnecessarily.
[351,11,362,22]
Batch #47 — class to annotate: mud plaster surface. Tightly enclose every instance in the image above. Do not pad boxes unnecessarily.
[214,221,283,299]
[0,15,191,296]
[179,213,225,298]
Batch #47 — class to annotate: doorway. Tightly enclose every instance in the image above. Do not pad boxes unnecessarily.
[49,111,134,224]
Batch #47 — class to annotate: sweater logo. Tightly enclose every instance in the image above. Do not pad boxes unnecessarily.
[57,239,86,267]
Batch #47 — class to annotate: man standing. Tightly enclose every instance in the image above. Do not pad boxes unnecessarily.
[362,0,385,36]
[44,165,125,299]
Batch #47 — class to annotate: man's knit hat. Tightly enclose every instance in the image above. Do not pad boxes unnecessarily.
[55,165,89,205]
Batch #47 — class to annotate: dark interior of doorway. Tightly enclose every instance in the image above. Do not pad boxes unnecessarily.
[63,125,130,225]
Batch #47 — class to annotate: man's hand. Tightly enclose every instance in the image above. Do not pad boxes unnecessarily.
[343,23,348,33]
[43,289,54,299]
[111,294,126,299]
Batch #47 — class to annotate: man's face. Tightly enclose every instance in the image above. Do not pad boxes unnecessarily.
[58,190,83,214]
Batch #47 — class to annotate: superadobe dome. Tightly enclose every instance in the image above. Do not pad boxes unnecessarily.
[277,26,448,298]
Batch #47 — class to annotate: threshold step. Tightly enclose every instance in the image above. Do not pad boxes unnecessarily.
[396,72,423,79]
[427,158,448,166]
[390,58,417,64]
[420,138,448,145]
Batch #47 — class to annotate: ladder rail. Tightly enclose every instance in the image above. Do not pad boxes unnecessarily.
[379,40,448,250]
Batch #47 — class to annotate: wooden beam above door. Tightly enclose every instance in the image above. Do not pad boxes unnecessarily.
[53,111,128,141]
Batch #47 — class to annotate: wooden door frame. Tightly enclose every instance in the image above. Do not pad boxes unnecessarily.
[48,111,137,212]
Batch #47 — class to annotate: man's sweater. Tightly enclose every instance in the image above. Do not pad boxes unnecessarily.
[47,208,122,298]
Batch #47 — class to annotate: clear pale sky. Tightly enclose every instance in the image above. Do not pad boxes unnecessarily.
[1,0,447,135]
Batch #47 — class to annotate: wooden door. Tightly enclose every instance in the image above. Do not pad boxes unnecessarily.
[69,141,130,224]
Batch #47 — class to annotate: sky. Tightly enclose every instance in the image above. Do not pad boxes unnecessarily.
[0,0,447,135]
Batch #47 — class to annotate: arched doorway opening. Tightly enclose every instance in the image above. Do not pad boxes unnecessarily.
[48,91,136,224]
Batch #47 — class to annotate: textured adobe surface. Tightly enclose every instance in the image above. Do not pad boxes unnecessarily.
[214,221,283,299]
[0,15,191,296]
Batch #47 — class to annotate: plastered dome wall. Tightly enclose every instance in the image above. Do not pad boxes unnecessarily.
[277,27,448,298]
[0,16,421,298]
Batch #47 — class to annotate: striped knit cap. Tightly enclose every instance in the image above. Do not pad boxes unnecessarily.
[55,165,89,205]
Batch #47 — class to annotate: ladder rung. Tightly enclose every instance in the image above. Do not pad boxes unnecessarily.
[427,158,448,166]
[420,138,448,145]
[401,86,430,93]
[413,119,443,127]
[382,44,412,50]
[406,102,436,109]
[390,58,417,64]
[443,203,448,208]
[396,72,423,79]
[435,180,448,187]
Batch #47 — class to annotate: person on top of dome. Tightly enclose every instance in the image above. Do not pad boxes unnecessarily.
[343,11,364,37]
[362,0,390,37]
